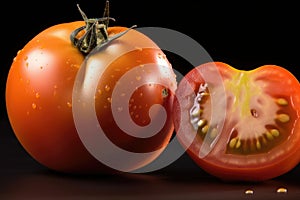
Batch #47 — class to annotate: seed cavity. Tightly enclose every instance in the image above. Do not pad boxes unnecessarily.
[189,83,208,131]
[228,127,282,154]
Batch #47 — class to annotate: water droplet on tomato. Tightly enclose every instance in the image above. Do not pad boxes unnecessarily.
[35,93,40,99]
[104,85,110,92]
[24,56,28,61]
[67,102,72,108]
[32,103,37,109]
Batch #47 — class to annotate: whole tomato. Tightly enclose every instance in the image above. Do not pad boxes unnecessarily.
[173,61,300,181]
[5,3,176,173]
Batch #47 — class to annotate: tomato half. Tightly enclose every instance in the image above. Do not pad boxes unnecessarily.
[173,61,300,181]
[6,18,176,173]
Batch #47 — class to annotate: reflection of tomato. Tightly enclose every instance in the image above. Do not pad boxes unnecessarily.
[6,20,176,173]
[173,61,300,181]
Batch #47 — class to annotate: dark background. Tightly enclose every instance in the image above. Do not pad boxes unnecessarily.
[1,0,300,199]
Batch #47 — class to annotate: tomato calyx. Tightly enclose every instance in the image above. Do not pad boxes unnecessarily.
[70,1,136,54]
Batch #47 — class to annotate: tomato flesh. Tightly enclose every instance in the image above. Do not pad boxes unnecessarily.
[173,61,300,181]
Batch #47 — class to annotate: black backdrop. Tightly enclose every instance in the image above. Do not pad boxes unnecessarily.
[1,0,300,120]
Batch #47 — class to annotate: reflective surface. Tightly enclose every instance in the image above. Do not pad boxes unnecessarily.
[1,119,299,200]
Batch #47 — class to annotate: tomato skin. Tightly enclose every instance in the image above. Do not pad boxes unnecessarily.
[173,61,300,181]
[6,22,176,173]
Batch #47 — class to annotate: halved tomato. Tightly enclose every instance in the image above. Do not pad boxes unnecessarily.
[173,61,300,181]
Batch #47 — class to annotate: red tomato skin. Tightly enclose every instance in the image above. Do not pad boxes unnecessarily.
[6,22,175,174]
[173,61,300,182]
[6,21,105,173]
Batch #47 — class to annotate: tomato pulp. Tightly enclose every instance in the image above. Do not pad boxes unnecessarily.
[173,61,300,181]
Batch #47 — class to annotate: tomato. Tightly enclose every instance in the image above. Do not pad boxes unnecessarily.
[5,5,176,173]
[173,61,300,181]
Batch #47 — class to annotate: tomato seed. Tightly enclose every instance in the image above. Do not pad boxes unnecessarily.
[244,189,254,195]
[229,138,238,148]
[276,187,288,193]
[276,98,288,106]
[270,129,280,137]
[276,114,290,123]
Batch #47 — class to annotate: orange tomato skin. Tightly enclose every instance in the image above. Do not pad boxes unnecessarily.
[6,22,176,173]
